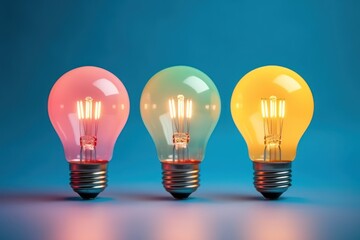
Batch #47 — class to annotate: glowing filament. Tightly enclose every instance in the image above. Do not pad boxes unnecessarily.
[76,97,102,120]
[95,101,101,120]
[261,96,286,161]
[186,99,192,118]
[168,94,193,161]
[76,96,102,161]
[168,99,176,119]
[169,95,192,120]
[279,99,285,118]
[261,96,285,120]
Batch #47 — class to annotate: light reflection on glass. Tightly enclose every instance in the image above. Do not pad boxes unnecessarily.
[274,75,302,93]
[183,76,210,93]
[93,78,120,96]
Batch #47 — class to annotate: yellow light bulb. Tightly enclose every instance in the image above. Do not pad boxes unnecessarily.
[231,65,314,199]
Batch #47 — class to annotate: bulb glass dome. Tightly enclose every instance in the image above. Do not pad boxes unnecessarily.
[140,66,221,164]
[48,66,130,163]
[231,65,314,162]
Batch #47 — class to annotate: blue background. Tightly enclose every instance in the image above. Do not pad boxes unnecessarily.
[1,0,359,239]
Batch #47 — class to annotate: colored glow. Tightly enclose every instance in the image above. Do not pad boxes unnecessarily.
[231,65,314,162]
[140,66,221,163]
[48,66,130,163]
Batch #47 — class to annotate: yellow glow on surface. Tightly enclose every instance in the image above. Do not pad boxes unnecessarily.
[231,66,314,162]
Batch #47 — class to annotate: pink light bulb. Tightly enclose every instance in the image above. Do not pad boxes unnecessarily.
[48,66,130,199]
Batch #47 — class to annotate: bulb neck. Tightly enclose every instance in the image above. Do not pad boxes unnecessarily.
[253,161,292,200]
[69,162,108,199]
[161,161,200,200]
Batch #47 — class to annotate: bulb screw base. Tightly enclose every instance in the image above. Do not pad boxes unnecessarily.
[161,162,200,200]
[253,162,292,200]
[69,162,108,200]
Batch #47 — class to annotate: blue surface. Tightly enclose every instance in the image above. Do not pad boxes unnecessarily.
[1,0,360,239]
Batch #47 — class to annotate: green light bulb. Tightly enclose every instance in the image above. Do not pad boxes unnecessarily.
[140,66,221,199]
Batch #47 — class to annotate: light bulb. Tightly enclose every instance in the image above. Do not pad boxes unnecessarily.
[48,66,130,199]
[231,65,314,199]
[140,66,221,199]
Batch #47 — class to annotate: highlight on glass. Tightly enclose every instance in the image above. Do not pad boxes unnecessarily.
[231,65,314,199]
[48,66,130,199]
[140,66,221,199]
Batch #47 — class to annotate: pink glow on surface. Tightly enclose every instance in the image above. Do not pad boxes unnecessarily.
[48,66,130,162]
[49,205,119,240]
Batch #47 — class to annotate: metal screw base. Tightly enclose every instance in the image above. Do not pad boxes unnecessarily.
[162,162,200,199]
[69,162,108,200]
[253,162,292,200]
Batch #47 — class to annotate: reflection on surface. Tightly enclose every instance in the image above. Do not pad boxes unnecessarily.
[153,205,212,240]
[241,204,316,240]
[49,206,118,240]
[1,190,357,240]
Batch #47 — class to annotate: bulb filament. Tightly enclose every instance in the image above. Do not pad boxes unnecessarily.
[77,97,102,161]
[168,95,192,161]
[261,96,285,161]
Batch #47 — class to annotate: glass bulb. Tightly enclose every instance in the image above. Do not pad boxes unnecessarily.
[231,65,314,199]
[140,66,221,199]
[48,66,130,199]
